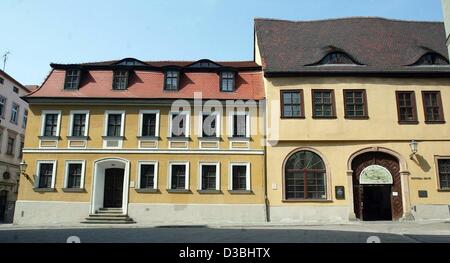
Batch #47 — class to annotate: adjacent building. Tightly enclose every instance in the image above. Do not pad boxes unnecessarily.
[255,17,450,222]
[15,59,266,225]
[444,0,450,54]
[0,70,30,223]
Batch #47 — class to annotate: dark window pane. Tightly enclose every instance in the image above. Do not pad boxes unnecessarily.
[44,114,58,136]
[38,163,53,188]
[171,114,186,137]
[142,114,157,136]
[313,91,333,117]
[221,72,235,92]
[202,114,217,137]
[282,91,302,117]
[171,165,186,189]
[201,165,217,190]
[113,71,129,90]
[165,71,179,90]
[233,114,247,137]
[232,165,247,190]
[438,159,450,189]
[140,164,155,189]
[107,114,122,137]
[67,163,82,188]
[64,69,81,89]
[72,114,86,136]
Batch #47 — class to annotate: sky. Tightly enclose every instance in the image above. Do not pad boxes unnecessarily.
[0,0,446,85]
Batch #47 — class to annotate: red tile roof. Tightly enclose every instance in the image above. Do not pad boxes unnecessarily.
[27,69,264,100]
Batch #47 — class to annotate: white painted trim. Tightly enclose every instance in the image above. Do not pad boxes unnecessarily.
[40,110,62,136]
[91,157,130,215]
[229,162,251,191]
[198,162,220,190]
[138,110,160,137]
[63,160,86,189]
[228,111,250,138]
[168,161,190,190]
[35,160,57,189]
[136,161,158,190]
[68,110,90,137]
[103,110,126,136]
[198,111,221,138]
[168,111,190,138]
[23,148,264,155]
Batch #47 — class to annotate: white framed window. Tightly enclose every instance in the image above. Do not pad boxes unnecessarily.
[138,110,160,137]
[199,111,220,138]
[168,111,190,138]
[168,161,190,190]
[69,110,90,137]
[104,110,125,137]
[198,162,220,191]
[35,160,57,189]
[22,110,28,128]
[229,111,250,138]
[10,103,19,124]
[40,110,62,137]
[64,160,86,189]
[137,161,158,190]
[0,96,6,119]
[229,162,251,191]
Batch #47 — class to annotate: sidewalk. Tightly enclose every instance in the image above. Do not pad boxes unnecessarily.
[1,220,449,236]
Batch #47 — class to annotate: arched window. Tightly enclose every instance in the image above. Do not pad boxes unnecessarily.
[412,53,449,66]
[285,150,327,200]
[318,52,357,65]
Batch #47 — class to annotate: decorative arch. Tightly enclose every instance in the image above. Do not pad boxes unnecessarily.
[347,147,408,173]
[282,147,333,201]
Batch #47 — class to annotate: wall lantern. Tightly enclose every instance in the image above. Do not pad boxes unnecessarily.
[409,140,418,159]
[19,160,29,179]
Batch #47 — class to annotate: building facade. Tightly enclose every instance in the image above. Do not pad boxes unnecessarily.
[15,59,267,225]
[0,70,30,223]
[255,17,450,223]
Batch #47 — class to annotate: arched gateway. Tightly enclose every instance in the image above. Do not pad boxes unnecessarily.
[351,151,403,221]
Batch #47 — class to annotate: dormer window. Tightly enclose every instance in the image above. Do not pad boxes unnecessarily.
[318,52,357,65]
[412,53,449,66]
[64,69,81,90]
[112,70,129,90]
[164,71,180,91]
[220,71,235,92]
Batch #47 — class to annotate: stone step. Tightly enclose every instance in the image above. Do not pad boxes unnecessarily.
[89,214,129,218]
[82,216,136,224]
[82,220,136,224]
[96,210,123,214]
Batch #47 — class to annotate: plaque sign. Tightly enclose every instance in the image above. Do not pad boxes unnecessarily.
[359,165,393,185]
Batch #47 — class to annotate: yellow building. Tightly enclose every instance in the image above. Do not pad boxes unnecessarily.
[255,17,450,222]
[15,59,267,225]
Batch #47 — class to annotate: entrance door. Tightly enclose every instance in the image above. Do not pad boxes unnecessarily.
[0,191,7,223]
[362,185,392,221]
[103,168,124,208]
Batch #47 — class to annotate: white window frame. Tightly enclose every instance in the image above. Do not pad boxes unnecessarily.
[69,110,90,137]
[10,103,19,124]
[229,162,251,191]
[63,160,86,189]
[35,160,57,189]
[137,161,158,190]
[229,111,250,138]
[22,109,28,128]
[138,110,160,137]
[167,161,190,190]
[198,111,221,138]
[198,162,220,191]
[40,110,62,137]
[168,111,190,138]
[0,96,6,119]
[103,110,126,137]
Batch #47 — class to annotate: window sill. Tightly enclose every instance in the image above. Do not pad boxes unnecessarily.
[62,188,86,193]
[198,137,221,141]
[38,136,61,140]
[167,137,191,141]
[282,199,333,203]
[135,188,159,193]
[437,189,450,192]
[167,189,191,194]
[344,116,369,120]
[312,116,337,119]
[33,188,56,193]
[198,190,222,194]
[280,116,305,119]
[137,136,161,140]
[228,137,251,141]
[67,136,89,140]
[425,121,446,124]
[102,136,125,139]
[398,121,419,125]
[228,190,253,195]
